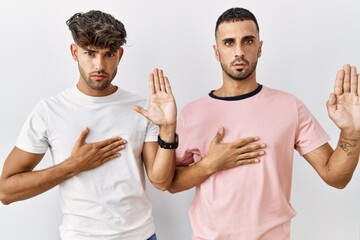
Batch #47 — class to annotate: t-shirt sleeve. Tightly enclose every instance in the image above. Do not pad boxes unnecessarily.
[294,98,331,156]
[142,100,160,142]
[15,101,49,154]
[144,120,159,142]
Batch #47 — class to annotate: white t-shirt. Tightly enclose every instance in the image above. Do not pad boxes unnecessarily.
[16,86,159,240]
[176,85,331,240]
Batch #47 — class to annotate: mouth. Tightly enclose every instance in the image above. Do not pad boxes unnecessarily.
[91,74,108,80]
[232,62,247,71]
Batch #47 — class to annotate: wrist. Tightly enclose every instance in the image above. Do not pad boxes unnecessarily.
[159,124,176,142]
[340,129,360,141]
[196,157,217,176]
[61,157,81,177]
[158,133,178,149]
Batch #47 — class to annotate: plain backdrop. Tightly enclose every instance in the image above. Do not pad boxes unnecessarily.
[0,0,359,239]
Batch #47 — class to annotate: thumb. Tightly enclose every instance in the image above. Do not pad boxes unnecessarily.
[326,93,336,115]
[132,105,149,119]
[212,126,225,144]
[76,127,90,146]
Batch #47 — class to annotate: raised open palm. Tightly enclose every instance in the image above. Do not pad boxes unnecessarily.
[327,64,360,134]
[133,68,177,127]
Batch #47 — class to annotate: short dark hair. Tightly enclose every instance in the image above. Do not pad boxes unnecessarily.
[215,7,259,36]
[66,10,127,52]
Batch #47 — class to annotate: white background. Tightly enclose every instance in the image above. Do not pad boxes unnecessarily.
[0,0,359,239]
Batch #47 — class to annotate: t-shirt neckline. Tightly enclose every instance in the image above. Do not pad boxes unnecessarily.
[209,84,262,101]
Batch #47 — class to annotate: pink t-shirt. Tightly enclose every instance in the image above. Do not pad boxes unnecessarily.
[176,85,330,240]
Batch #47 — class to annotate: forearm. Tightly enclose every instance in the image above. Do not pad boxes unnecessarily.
[146,126,177,190]
[326,133,360,188]
[167,158,214,193]
[150,149,176,190]
[0,160,77,205]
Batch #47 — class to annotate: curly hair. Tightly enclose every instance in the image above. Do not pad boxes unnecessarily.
[66,10,127,52]
[215,7,259,36]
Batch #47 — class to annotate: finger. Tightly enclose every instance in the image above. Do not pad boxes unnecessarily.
[132,105,149,119]
[237,147,265,158]
[148,73,155,95]
[350,66,358,94]
[164,76,173,94]
[101,152,122,164]
[236,158,260,166]
[343,64,351,93]
[211,127,225,144]
[95,136,123,149]
[76,127,90,146]
[237,142,266,155]
[158,68,166,91]
[102,141,126,157]
[233,136,260,148]
[358,74,360,95]
[334,69,345,96]
[153,68,161,92]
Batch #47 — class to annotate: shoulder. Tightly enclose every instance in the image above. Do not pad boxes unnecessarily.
[115,88,148,105]
[261,85,303,105]
[262,85,296,98]
[181,94,211,113]
[38,87,73,105]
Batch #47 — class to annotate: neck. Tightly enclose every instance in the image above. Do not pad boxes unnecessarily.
[76,81,118,97]
[214,74,258,97]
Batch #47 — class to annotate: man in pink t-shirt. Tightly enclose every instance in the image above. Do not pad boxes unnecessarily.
[167,7,360,240]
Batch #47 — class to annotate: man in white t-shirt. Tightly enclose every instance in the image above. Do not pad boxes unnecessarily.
[0,10,179,240]
[167,7,360,240]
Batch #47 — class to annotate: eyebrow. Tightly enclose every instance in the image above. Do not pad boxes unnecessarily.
[83,47,115,55]
[83,48,98,53]
[222,37,235,43]
[243,35,256,40]
[222,35,256,43]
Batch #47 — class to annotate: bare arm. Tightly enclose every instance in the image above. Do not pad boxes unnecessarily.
[0,128,126,204]
[305,64,360,189]
[167,127,266,193]
[142,141,176,191]
[133,68,177,190]
[304,141,359,189]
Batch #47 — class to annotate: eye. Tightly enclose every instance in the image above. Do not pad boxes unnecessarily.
[86,50,95,56]
[105,52,115,57]
[244,39,254,44]
[223,40,234,46]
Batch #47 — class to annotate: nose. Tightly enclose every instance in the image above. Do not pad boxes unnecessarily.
[234,43,245,59]
[94,56,105,71]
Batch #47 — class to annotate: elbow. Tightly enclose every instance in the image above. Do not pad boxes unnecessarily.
[150,180,171,192]
[166,185,180,194]
[0,190,12,205]
[167,189,177,194]
[0,182,15,205]
[0,198,12,205]
[327,180,349,189]
[154,185,168,192]
[324,176,352,189]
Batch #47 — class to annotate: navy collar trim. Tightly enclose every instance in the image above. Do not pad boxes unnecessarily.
[209,84,262,101]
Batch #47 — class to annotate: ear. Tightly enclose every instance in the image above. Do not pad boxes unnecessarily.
[70,44,78,61]
[118,47,124,62]
[213,44,220,62]
[257,41,263,58]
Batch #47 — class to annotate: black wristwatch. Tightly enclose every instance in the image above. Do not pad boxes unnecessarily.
[157,133,179,149]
